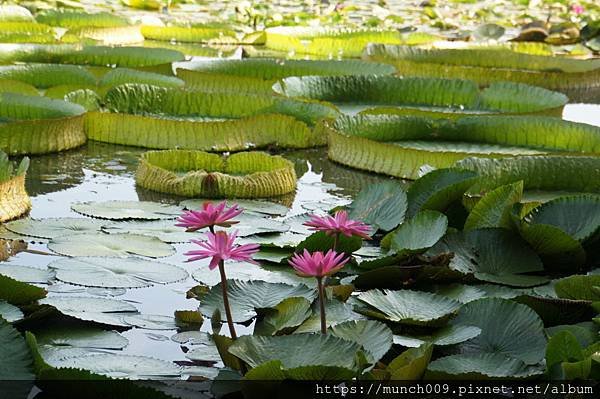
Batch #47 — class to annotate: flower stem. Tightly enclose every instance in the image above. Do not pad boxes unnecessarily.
[317,277,327,334]
[218,260,237,340]
[332,233,339,252]
[209,225,215,234]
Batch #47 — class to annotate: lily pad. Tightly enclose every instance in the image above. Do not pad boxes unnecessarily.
[0,274,46,305]
[347,181,407,231]
[450,297,546,365]
[199,280,316,323]
[0,318,34,397]
[254,297,313,336]
[393,325,482,348]
[389,210,448,254]
[387,343,433,380]
[356,289,461,326]
[44,353,181,380]
[49,257,188,288]
[48,233,175,258]
[180,198,289,217]
[0,300,23,322]
[72,201,183,220]
[427,353,544,379]
[5,217,103,239]
[0,264,51,283]
[295,298,362,333]
[39,296,138,327]
[101,220,193,243]
[330,320,392,363]
[191,261,304,287]
[123,314,178,330]
[229,333,363,371]
[35,325,128,350]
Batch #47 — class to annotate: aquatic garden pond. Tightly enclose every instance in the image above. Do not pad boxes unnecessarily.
[1,1,600,398]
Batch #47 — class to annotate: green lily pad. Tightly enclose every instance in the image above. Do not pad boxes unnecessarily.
[0,264,51,283]
[427,353,544,379]
[39,296,138,327]
[347,181,407,231]
[254,297,313,336]
[389,210,447,254]
[330,320,392,363]
[35,325,128,350]
[356,289,461,326]
[0,300,23,322]
[426,228,547,287]
[450,297,546,365]
[48,233,175,258]
[229,333,363,371]
[407,168,479,217]
[123,314,177,330]
[393,325,482,348]
[387,343,433,380]
[5,217,103,239]
[464,181,523,230]
[0,318,34,397]
[44,353,181,380]
[523,195,600,243]
[0,274,46,305]
[180,199,289,217]
[199,280,316,323]
[49,257,188,288]
[554,275,600,301]
[295,298,362,333]
[191,261,304,287]
[72,200,183,220]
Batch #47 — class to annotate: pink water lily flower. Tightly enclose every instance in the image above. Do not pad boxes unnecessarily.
[289,249,349,278]
[176,201,242,232]
[571,4,584,14]
[304,210,371,239]
[185,230,259,269]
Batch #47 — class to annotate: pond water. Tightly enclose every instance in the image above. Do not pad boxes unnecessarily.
[5,100,600,371]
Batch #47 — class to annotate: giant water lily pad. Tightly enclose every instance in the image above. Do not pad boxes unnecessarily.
[356,289,461,326]
[49,257,188,288]
[0,318,34,397]
[198,280,316,323]
[39,296,138,327]
[450,297,546,365]
[388,210,448,254]
[5,217,103,239]
[0,264,51,283]
[48,233,175,258]
[72,200,183,220]
[136,150,297,198]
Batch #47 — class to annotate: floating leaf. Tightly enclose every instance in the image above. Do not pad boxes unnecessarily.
[254,297,312,336]
[229,333,363,371]
[123,314,177,330]
[0,300,23,322]
[5,217,103,239]
[554,275,600,301]
[450,297,546,365]
[464,181,523,230]
[295,298,361,333]
[48,233,175,258]
[330,320,392,364]
[49,257,188,288]
[180,198,289,217]
[356,289,461,326]
[199,280,316,323]
[387,342,433,380]
[101,220,194,243]
[427,353,543,379]
[389,210,447,254]
[71,201,183,220]
[0,264,50,283]
[347,181,407,231]
[393,325,482,348]
[0,274,46,305]
[39,296,138,327]
[0,318,34,397]
[35,325,128,350]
